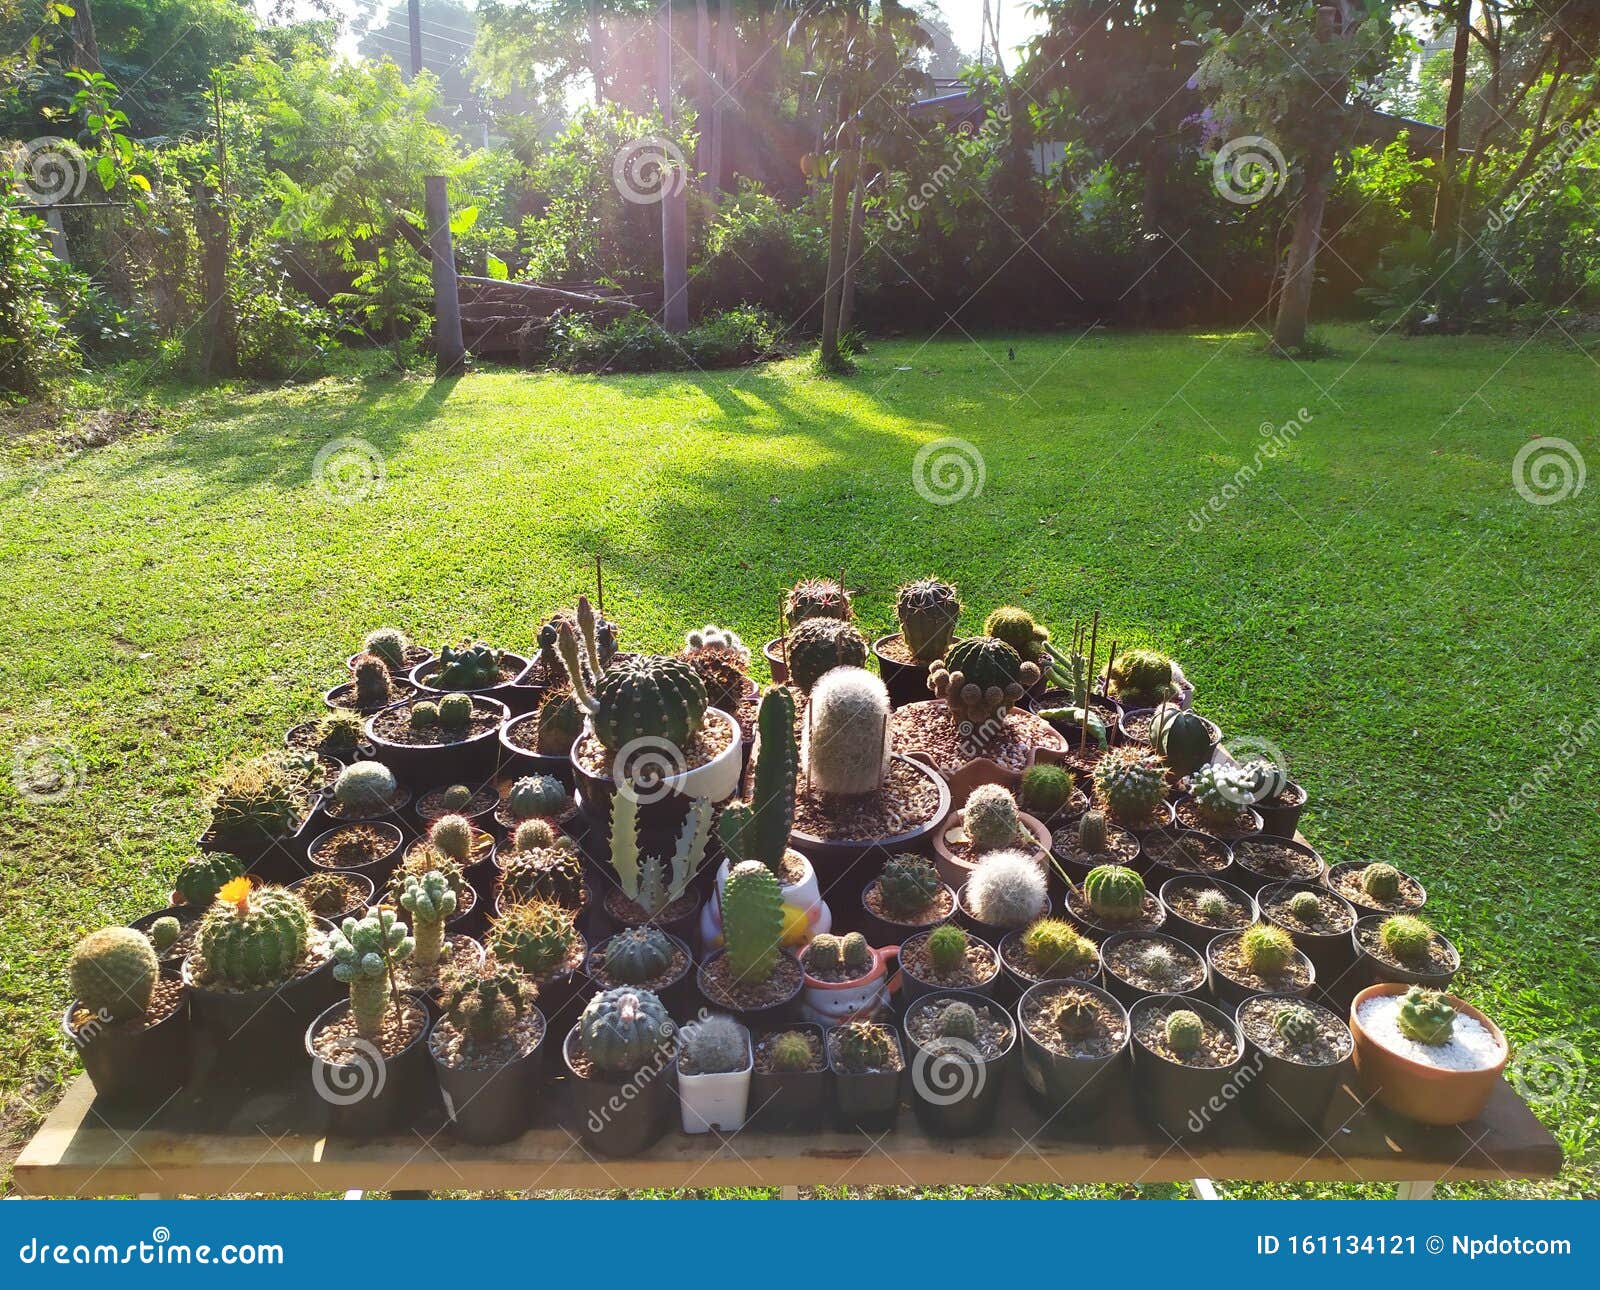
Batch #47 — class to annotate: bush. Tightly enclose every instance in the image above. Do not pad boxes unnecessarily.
[538,306,787,374]
[0,192,87,399]
[697,184,828,324]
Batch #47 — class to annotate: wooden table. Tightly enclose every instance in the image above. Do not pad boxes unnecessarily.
[13,1059,1561,1198]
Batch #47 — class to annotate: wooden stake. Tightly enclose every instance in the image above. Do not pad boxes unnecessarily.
[595,555,604,614]
[1079,611,1100,754]
[1103,641,1119,700]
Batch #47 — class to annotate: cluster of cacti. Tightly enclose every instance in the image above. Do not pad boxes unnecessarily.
[606,789,711,917]
[937,1000,979,1042]
[537,601,617,673]
[175,852,245,907]
[963,783,1021,851]
[490,900,579,978]
[314,709,366,757]
[803,931,873,977]
[786,616,869,693]
[966,850,1047,929]
[717,687,797,876]
[534,686,583,754]
[1239,924,1296,976]
[680,1016,749,1074]
[681,639,749,714]
[1189,763,1252,825]
[577,986,674,1074]
[685,624,748,660]
[1241,758,1289,803]
[1272,1003,1319,1048]
[926,923,968,976]
[351,652,393,706]
[1023,919,1097,975]
[928,636,1040,723]
[895,578,960,662]
[1195,889,1232,923]
[428,814,475,863]
[1055,991,1098,1040]
[1091,746,1165,823]
[1379,914,1435,965]
[1361,863,1403,901]
[1107,647,1176,706]
[399,870,456,968]
[442,962,532,1048]
[1149,704,1212,777]
[1083,863,1146,921]
[834,1020,896,1071]
[876,853,942,919]
[208,752,316,842]
[768,1030,815,1072]
[603,927,676,984]
[1395,985,1456,1045]
[982,606,1050,664]
[1077,808,1110,854]
[802,666,890,795]
[1018,763,1073,817]
[722,860,784,984]
[196,878,313,990]
[1287,890,1324,924]
[297,872,355,916]
[1164,1008,1205,1056]
[784,577,852,628]
[70,927,159,1021]
[500,841,586,909]
[434,641,504,690]
[333,760,397,812]
[329,908,414,1040]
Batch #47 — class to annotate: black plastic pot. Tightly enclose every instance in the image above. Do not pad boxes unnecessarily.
[858,881,956,949]
[827,1029,904,1133]
[1156,874,1258,955]
[363,696,508,790]
[306,788,415,849]
[288,870,375,924]
[1141,828,1235,885]
[1229,835,1326,894]
[898,929,1000,1006]
[1349,915,1460,992]
[903,990,1015,1136]
[587,930,696,1017]
[748,1023,830,1132]
[1014,979,1129,1124]
[322,679,419,715]
[429,1007,547,1145]
[304,821,404,887]
[696,951,804,1023]
[562,1026,677,1157]
[1205,931,1315,1011]
[1322,862,1428,920]
[1129,994,1246,1139]
[497,712,577,786]
[409,652,530,702]
[1098,930,1208,1010]
[1234,992,1353,1140]
[306,994,435,1138]
[63,991,191,1107]
[1258,880,1357,990]
[198,806,320,884]
[871,633,933,710]
[1254,782,1309,838]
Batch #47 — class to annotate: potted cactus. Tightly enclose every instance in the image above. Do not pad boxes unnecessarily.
[1090,746,1174,834]
[1238,757,1309,838]
[958,848,1050,942]
[1351,913,1460,992]
[903,992,1016,1136]
[288,870,374,924]
[749,1024,829,1131]
[497,826,589,925]
[998,917,1099,995]
[171,851,245,909]
[325,651,416,715]
[410,639,529,701]
[898,922,1000,1004]
[1259,881,1357,986]
[319,760,409,829]
[307,819,406,883]
[1206,924,1315,1009]
[364,690,509,787]
[307,907,431,1137]
[428,960,545,1145]
[489,899,588,1029]
[285,707,369,770]
[199,751,321,876]
[1036,625,1122,752]
[498,684,584,783]
[63,924,191,1105]
[599,789,711,942]
[1349,983,1508,1126]
[1099,931,1207,1008]
[392,867,479,1002]
[827,1019,904,1132]
[676,1015,754,1133]
[931,782,1052,890]
[1048,807,1140,882]
[492,773,578,836]
[1016,980,1129,1121]
[1129,994,1246,1138]
[764,577,853,682]
[522,603,620,693]
[697,860,805,1018]
[563,985,678,1157]
[799,931,896,1024]
[859,852,955,946]
[680,624,757,720]
[183,879,338,1079]
[1157,874,1258,953]
[784,616,869,695]
[1065,863,1165,936]
[416,781,499,829]
[1326,860,1427,919]
[1176,764,1264,841]
[350,626,431,678]
[1016,762,1083,826]
[1148,703,1218,778]
[1104,647,1191,709]
[1236,994,1353,1139]
[873,577,961,708]
[587,926,695,1015]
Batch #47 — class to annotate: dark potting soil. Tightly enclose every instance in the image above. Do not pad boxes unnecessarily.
[323,790,408,823]
[793,758,940,841]
[417,786,498,821]
[803,953,880,984]
[1121,713,1154,743]
[1103,936,1205,994]
[296,874,366,918]
[1354,920,1457,974]
[1134,1000,1240,1068]
[1143,829,1230,874]
[1237,995,1351,1066]
[1210,933,1312,994]
[311,824,396,869]
[826,1027,903,1075]
[1164,881,1252,931]
[396,935,482,995]
[753,1028,825,1074]
[586,939,690,993]
[494,800,579,834]
[863,879,955,926]
[1175,800,1257,839]
[1234,838,1322,882]
[311,998,427,1063]
[424,660,522,690]
[1327,863,1426,913]
[1000,932,1098,983]
[325,681,415,714]
[192,931,331,993]
[71,977,185,1036]
[875,634,924,666]
[601,888,698,927]
[571,716,735,777]
[900,931,997,989]
[1050,825,1139,869]
[1020,985,1126,1059]
[1261,886,1353,935]
[906,996,1012,1060]
[429,1009,544,1072]
[1064,887,1164,933]
[1255,782,1307,810]
[889,703,1064,775]
[700,952,804,1010]
[371,703,501,746]
[1058,742,1108,777]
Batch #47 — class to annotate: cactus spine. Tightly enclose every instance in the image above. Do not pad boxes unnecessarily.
[70,927,158,1022]
[195,879,313,990]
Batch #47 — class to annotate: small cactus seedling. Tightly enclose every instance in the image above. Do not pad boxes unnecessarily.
[363,627,410,670]
[1055,991,1098,1041]
[680,1016,750,1074]
[1361,863,1403,902]
[1273,1004,1319,1048]
[938,1001,979,1041]
[1022,919,1097,976]
[1379,914,1435,964]
[784,577,852,629]
[1018,763,1073,817]
[841,932,873,973]
[147,917,181,953]
[351,652,393,706]
[1395,985,1456,1045]
[1083,864,1145,921]
[1239,924,1296,977]
[437,692,474,731]
[429,814,475,863]
[1164,1008,1205,1056]
[70,927,158,1022]
[804,934,842,974]
[926,924,968,976]
[1195,889,1231,923]
[1136,942,1183,987]
[963,783,1021,851]
[966,850,1047,929]
[1287,890,1323,925]
[768,1030,815,1072]
[876,853,942,920]
[440,784,474,812]
[410,701,439,729]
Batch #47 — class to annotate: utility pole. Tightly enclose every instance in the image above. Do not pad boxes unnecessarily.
[407,0,424,80]
[659,0,689,332]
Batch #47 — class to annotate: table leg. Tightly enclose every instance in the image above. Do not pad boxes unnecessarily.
[136,1194,166,1200]
[779,1185,800,1200]
[1190,1179,1219,1200]
[1395,1181,1435,1200]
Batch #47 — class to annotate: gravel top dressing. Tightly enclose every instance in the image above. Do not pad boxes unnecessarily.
[1357,994,1505,1071]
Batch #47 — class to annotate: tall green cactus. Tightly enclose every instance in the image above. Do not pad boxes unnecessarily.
[399,870,456,968]
[329,909,414,1040]
[722,860,784,984]
[717,687,797,876]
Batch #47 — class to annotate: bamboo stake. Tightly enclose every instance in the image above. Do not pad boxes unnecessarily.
[595,555,604,614]
[1079,610,1100,754]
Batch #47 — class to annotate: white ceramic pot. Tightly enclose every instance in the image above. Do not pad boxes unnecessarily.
[678,1032,754,1134]
[699,850,832,951]
[799,944,898,1026]
[581,706,744,806]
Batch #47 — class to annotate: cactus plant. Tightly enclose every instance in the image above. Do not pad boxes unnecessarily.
[386,846,467,906]
[876,853,942,919]
[315,709,366,757]
[437,692,474,731]
[329,908,414,1040]
[363,628,410,670]
[577,986,674,1074]
[1361,863,1403,902]
[297,872,355,917]
[680,1015,749,1074]
[1137,942,1184,987]
[1287,890,1323,924]
[490,901,579,979]
[895,578,960,662]
[1150,704,1212,777]
[208,752,316,843]
[147,917,181,953]
[928,636,1040,723]
[938,1000,979,1041]
[1164,1008,1205,1056]
[841,932,872,973]
[195,878,313,990]
[1083,864,1145,921]
[567,649,708,757]
[1056,991,1098,1040]
[1092,747,1165,824]
[537,600,617,675]
[982,606,1050,664]
[681,641,749,714]
[506,775,569,823]
[1195,889,1231,923]
[1241,758,1290,803]
[966,850,1047,929]
[1395,985,1456,1045]
[535,687,583,754]
[963,783,1022,851]
[1272,1004,1319,1048]
[1022,919,1097,976]
[434,641,504,690]
[804,934,842,974]
[722,860,784,984]
[175,852,245,907]
[1239,924,1296,976]
[442,962,533,1048]
[351,652,393,707]
[802,666,891,795]
[927,923,968,976]
[410,700,439,730]
[500,841,586,909]
[1379,914,1435,965]
[786,616,868,693]
[1077,808,1109,854]
[70,927,158,1022]
[1189,763,1251,827]
[333,761,397,813]
[684,624,748,660]
[429,814,474,863]
[784,577,852,628]
[399,870,457,968]
[603,927,676,984]
[717,687,798,877]
[834,1020,896,1071]
[769,1030,815,1072]
[605,789,711,917]
[438,784,474,812]
[1107,647,1176,706]
[512,818,558,852]
[1018,763,1073,817]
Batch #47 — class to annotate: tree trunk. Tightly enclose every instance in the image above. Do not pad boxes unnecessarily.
[196,187,235,378]
[839,162,866,333]
[1430,0,1472,241]
[1274,154,1332,352]
[709,0,736,202]
[425,175,467,378]
[406,0,423,80]
[819,128,860,366]
[695,1,713,189]
[659,2,689,332]
[588,0,606,104]
[71,0,102,74]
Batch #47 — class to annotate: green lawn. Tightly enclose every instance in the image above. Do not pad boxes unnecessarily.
[2,326,1596,1198]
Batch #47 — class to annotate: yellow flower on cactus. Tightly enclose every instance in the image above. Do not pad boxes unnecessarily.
[216,876,254,911]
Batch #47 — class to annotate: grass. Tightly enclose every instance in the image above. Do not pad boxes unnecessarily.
[1,325,1596,1198]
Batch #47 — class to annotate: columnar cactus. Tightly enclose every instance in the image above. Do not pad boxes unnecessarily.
[1190,763,1251,826]
[1164,1008,1205,1056]
[363,628,410,670]
[1083,864,1145,921]
[1108,648,1176,706]
[1395,985,1456,1045]
[966,850,1048,929]
[490,901,578,979]
[1361,863,1403,902]
[784,577,852,628]
[1379,914,1435,964]
[333,761,396,812]
[1022,919,1097,975]
[1150,704,1212,777]
[769,1030,815,1072]
[578,986,674,1074]
[841,932,872,973]
[834,1020,895,1071]
[963,783,1021,851]
[804,934,842,974]
[352,652,393,706]
[429,814,474,863]
[603,927,676,984]
[606,789,711,917]
[434,641,504,690]
[982,606,1050,664]
[329,908,414,1040]
[877,853,942,919]
[70,927,158,1022]
[195,879,313,990]
[535,687,583,755]
[938,1001,979,1042]
[442,962,531,1048]
[928,636,1039,723]
[1078,808,1109,854]
[895,578,961,662]
[927,923,968,976]
[537,600,617,674]
[1239,924,1296,976]
[1019,763,1073,817]
[1092,746,1165,823]
[175,852,245,907]
[803,666,891,795]
[722,860,784,984]
[717,687,798,877]
[786,617,869,693]
[399,870,456,968]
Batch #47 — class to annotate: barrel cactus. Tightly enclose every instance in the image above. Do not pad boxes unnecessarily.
[147,917,180,953]
[434,641,504,690]
[363,627,410,670]
[895,578,961,662]
[876,853,942,920]
[1273,1004,1319,1048]
[1018,763,1073,817]
[1164,1008,1205,1056]
[681,639,749,714]
[334,760,397,813]
[429,814,474,863]
[442,962,532,1048]
[329,908,414,1040]
[587,654,708,755]
[784,577,852,628]
[927,923,968,976]
[680,1016,750,1074]
[938,1001,979,1042]
[928,636,1039,723]
[1083,864,1145,921]
[966,850,1047,929]
[490,901,579,979]
[982,606,1050,665]
[786,616,868,693]
[208,752,316,843]
[604,926,676,984]
[1150,704,1212,777]
[802,666,890,796]
[1287,890,1323,925]
[1239,924,1296,976]
[512,818,557,853]
[834,1020,896,1072]
[1092,746,1165,824]
[717,686,798,876]
[769,1030,815,1072]
[1395,985,1456,1045]
[1361,863,1403,902]
[1022,919,1097,976]
[195,878,313,990]
[535,687,583,755]
[410,701,439,730]
[437,692,474,731]
[315,709,366,757]
[577,986,674,1074]
[841,932,872,973]
[351,652,393,707]
[722,860,784,984]
[175,852,245,907]
[1379,914,1435,965]
[500,842,586,909]
[804,934,842,974]
[70,927,158,1022]
[963,783,1021,851]
[1108,648,1177,706]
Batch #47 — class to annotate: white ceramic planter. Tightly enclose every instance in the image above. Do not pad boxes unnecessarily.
[699,850,833,950]
[578,706,744,807]
[678,1031,754,1134]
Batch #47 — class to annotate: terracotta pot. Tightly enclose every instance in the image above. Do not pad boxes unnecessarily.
[930,807,1052,891]
[1348,983,1507,1126]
